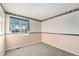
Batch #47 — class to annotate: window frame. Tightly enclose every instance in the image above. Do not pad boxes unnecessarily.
[10,16,30,34]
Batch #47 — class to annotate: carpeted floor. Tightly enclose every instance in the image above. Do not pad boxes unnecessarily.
[4,42,76,56]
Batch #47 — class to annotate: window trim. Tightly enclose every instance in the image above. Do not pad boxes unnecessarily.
[10,16,30,34]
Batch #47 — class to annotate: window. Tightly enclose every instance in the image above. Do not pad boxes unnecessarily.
[10,17,29,33]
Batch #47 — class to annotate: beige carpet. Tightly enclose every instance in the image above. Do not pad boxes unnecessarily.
[4,42,76,56]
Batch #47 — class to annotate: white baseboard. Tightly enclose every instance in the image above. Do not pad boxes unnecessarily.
[42,41,78,56]
[2,50,6,56]
[0,50,5,56]
[6,41,41,51]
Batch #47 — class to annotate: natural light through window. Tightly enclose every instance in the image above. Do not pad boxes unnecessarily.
[10,17,29,33]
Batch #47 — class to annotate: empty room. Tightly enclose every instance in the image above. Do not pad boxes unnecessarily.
[0,3,79,56]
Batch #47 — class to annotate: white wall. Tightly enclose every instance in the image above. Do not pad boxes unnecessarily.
[42,11,79,55]
[30,20,41,32]
[6,14,41,34]
[0,5,5,56]
[6,14,41,50]
[42,11,79,34]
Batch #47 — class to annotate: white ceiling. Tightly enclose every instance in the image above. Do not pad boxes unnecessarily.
[2,3,79,20]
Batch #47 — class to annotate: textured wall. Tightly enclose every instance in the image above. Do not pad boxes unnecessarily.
[5,14,41,50]
[42,11,79,55]
[42,11,79,34]
[0,5,5,56]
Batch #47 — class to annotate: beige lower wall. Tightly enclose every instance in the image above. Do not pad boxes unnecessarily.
[0,36,5,56]
[6,33,41,50]
[5,32,79,55]
[42,33,79,55]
